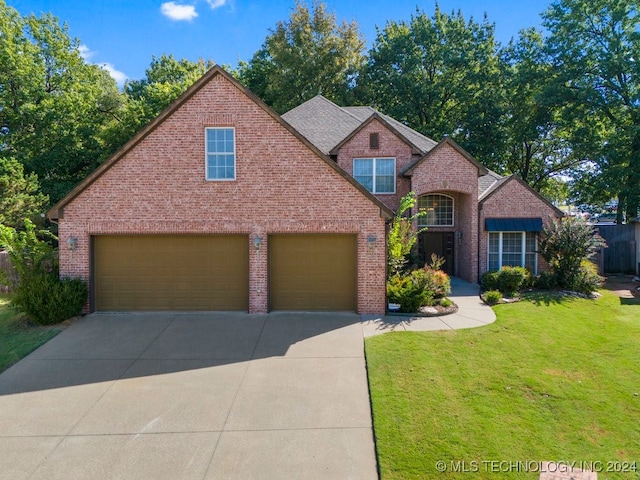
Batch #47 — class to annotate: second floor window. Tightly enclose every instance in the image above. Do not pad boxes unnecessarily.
[353,157,395,194]
[206,127,235,180]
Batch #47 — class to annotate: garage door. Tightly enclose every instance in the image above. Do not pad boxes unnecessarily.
[93,235,248,311]
[269,234,357,311]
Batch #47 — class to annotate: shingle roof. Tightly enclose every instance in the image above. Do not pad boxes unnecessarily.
[478,170,504,200]
[283,95,437,155]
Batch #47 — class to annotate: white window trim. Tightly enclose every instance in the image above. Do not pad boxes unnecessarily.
[418,194,455,227]
[205,127,236,181]
[487,231,538,274]
[352,157,396,194]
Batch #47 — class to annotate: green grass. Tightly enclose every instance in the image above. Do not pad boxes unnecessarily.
[0,294,60,373]
[366,291,640,479]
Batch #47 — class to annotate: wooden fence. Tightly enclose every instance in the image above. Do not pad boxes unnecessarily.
[595,224,637,274]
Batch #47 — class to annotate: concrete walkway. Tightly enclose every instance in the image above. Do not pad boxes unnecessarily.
[361,277,496,337]
[0,312,377,480]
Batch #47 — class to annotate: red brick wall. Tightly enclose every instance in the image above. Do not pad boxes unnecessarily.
[479,178,562,275]
[409,143,480,282]
[335,119,419,212]
[58,73,387,314]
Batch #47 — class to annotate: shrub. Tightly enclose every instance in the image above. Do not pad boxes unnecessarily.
[540,216,606,290]
[387,192,427,276]
[572,260,604,295]
[413,267,451,298]
[480,271,500,291]
[481,267,529,296]
[387,275,433,313]
[12,273,87,325]
[496,266,530,296]
[439,297,453,308]
[534,270,558,290]
[484,290,502,305]
[0,220,87,325]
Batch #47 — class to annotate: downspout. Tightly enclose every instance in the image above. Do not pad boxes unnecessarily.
[477,202,483,283]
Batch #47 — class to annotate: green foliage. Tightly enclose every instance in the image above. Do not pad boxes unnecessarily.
[0,2,121,204]
[543,0,640,220]
[0,156,48,228]
[358,6,504,168]
[534,270,558,290]
[481,266,530,296]
[573,260,605,295]
[540,216,606,292]
[438,297,453,308]
[387,192,426,276]
[238,0,365,113]
[483,290,502,305]
[387,267,451,313]
[0,220,86,325]
[12,274,87,325]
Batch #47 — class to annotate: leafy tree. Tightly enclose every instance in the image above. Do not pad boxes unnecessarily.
[237,1,366,113]
[358,6,504,168]
[0,1,121,204]
[103,54,215,150]
[0,156,48,228]
[539,216,606,292]
[543,0,640,221]
[500,29,583,190]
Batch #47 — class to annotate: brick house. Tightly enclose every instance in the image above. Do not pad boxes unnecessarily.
[48,66,561,314]
[282,95,563,283]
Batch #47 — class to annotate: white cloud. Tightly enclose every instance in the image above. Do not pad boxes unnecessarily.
[161,2,198,21]
[78,44,95,61]
[206,0,227,8]
[100,63,128,87]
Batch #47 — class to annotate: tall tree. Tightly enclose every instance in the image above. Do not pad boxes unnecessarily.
[237,1,366,113]
[357,6,504,168]
[500,29,583,190]
[0,0,120,204]
[543,0,640,221]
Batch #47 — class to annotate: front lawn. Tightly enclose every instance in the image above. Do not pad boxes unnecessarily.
[366,290,640,479]
[0,294,60,373]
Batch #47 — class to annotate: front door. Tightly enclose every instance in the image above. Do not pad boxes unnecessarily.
[418,232,454,275]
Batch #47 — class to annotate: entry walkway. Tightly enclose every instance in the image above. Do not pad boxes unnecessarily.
[361,277,496,337]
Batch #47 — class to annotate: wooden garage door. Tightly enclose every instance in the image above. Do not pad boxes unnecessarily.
[269,234,357,311]
[93,235,248,311]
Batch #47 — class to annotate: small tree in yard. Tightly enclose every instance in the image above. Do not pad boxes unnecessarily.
[539,216,606,293]
[387,192,426,276]
[0,220,87,325]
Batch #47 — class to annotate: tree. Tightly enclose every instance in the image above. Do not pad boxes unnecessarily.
[237,1,365,113]
[0,156,48,228]
[500,29,584,190]
[0,1,121,204]
[103,54,215,149]
[357,6,504,168]
[543,0,640,221]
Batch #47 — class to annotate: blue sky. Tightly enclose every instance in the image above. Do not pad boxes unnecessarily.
[9,0,553,86]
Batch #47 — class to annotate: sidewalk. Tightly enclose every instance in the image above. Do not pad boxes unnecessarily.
[361,277,496,337]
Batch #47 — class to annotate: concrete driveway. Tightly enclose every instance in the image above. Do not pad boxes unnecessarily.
[0,312,378,480]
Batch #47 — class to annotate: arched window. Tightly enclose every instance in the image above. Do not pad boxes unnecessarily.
[418,194,454,227]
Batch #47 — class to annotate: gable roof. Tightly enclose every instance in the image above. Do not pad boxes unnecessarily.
[401,137,489,177]
[478,175,565,217]
[282,95,437,156]
[47,67,393,220]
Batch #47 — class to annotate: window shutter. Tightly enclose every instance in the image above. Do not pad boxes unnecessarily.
[369,133,379,149]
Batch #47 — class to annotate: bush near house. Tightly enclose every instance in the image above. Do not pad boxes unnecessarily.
[387,264,452,313]
[481,266,530,296]
[0,220,87,325]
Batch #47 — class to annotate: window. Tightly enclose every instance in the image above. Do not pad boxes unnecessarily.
[487,232,537,273]
[206,128,235,180]
[418,194,454,227]
[353,158,395,194]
